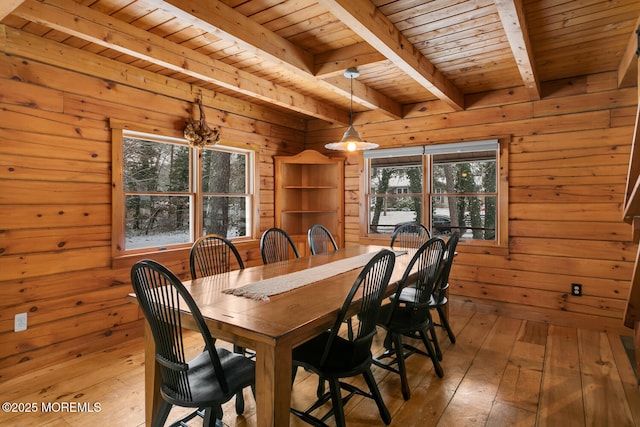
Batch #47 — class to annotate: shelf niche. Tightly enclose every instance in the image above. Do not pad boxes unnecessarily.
[275,150,345,256]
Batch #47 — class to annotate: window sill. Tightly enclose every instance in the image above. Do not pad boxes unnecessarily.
[112,246,191,271]
[359,235,509,256]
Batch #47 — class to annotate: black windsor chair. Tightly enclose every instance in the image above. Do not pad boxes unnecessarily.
[130,259,255,427]
[190,234,245,278]
[260,227,300,264]
[189,234,252,411]
[307,223,338,255]
[389,221,431,250]
[290,249,396,427]
[429,232,461,344]
[374,237,446,400]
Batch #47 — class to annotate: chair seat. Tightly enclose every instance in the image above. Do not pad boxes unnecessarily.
[292,331,372,377]
[377,302,431,334]
[162,348,255,407]
[394,286,448,307]
[430,294,448,306]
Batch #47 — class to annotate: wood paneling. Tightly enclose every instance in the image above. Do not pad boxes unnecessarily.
[311,70,637,334]
[0,42,303,381]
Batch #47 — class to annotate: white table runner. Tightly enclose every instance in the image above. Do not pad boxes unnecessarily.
[223,251,399,301]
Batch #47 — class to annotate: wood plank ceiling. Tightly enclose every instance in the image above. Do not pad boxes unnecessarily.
[2,0,639,125]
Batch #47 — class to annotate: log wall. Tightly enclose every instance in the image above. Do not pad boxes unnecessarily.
[308,73,638,335]
[0,32,304,382]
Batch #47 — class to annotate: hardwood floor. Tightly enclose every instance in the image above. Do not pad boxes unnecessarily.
[1,303,639,427]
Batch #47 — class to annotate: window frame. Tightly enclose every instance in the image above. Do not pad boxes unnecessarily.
[110,121,257,260]
[363,138,509,252]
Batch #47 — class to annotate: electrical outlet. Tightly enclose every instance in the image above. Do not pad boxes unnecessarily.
[571,283,582,297]
[14,312,27,332]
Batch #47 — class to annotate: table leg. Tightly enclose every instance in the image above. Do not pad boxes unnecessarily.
[254,341,292,427]
[144,320,163,427]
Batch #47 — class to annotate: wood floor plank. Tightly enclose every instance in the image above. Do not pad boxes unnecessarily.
[538,325,585,427]
[485,401,536,427]
[382,310,494,427]
[607,332,640,425]
[492,321,546,414]
[436,316,523,426]
[578,329,634,426]
[1,306,639,427]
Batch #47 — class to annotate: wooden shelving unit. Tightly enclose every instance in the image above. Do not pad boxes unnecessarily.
[275,150,344,256]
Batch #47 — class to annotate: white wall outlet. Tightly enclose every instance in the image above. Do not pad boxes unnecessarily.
[14,312,27,332]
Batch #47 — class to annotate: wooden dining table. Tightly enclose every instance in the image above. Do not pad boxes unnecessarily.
[137,244,414,427]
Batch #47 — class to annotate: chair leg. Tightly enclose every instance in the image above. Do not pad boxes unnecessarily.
[203,406,224,427]
[391,333,410,401]
[428,320,443,361]
[419,329,443,378]
[436,305,456,343]
[316,377,326,399]
[363,368,392,425]
[203,408,214,426]
[328,377,347,427]
[382,329,393,351]
[235,389,245,415]
[152,401,171,427]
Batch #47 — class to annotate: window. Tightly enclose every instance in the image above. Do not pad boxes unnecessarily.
[365,139,507,247]
[112,127,254,256]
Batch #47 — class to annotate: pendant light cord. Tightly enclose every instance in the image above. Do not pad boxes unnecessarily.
[349,75,353,126]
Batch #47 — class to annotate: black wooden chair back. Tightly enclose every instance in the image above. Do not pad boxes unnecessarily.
[190,234,245,278]
[260,227,300,264]
[432,232,460,305]
[390,221,431,250]
[307,223,338,255]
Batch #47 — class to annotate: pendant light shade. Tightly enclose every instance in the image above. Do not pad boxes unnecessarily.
[325,68,378,152]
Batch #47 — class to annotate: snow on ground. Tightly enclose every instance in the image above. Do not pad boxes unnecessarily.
[127,209,459,250]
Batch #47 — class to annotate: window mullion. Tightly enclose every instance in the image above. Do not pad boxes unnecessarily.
[424,153,430,229]
[192,147,202,240]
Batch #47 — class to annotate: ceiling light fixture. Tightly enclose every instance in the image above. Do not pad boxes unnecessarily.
[325,67,378,152]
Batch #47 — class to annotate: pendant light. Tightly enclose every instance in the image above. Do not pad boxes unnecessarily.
[324,67,378,152]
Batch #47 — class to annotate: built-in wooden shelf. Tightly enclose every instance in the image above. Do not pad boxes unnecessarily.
[275,149,344,256]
